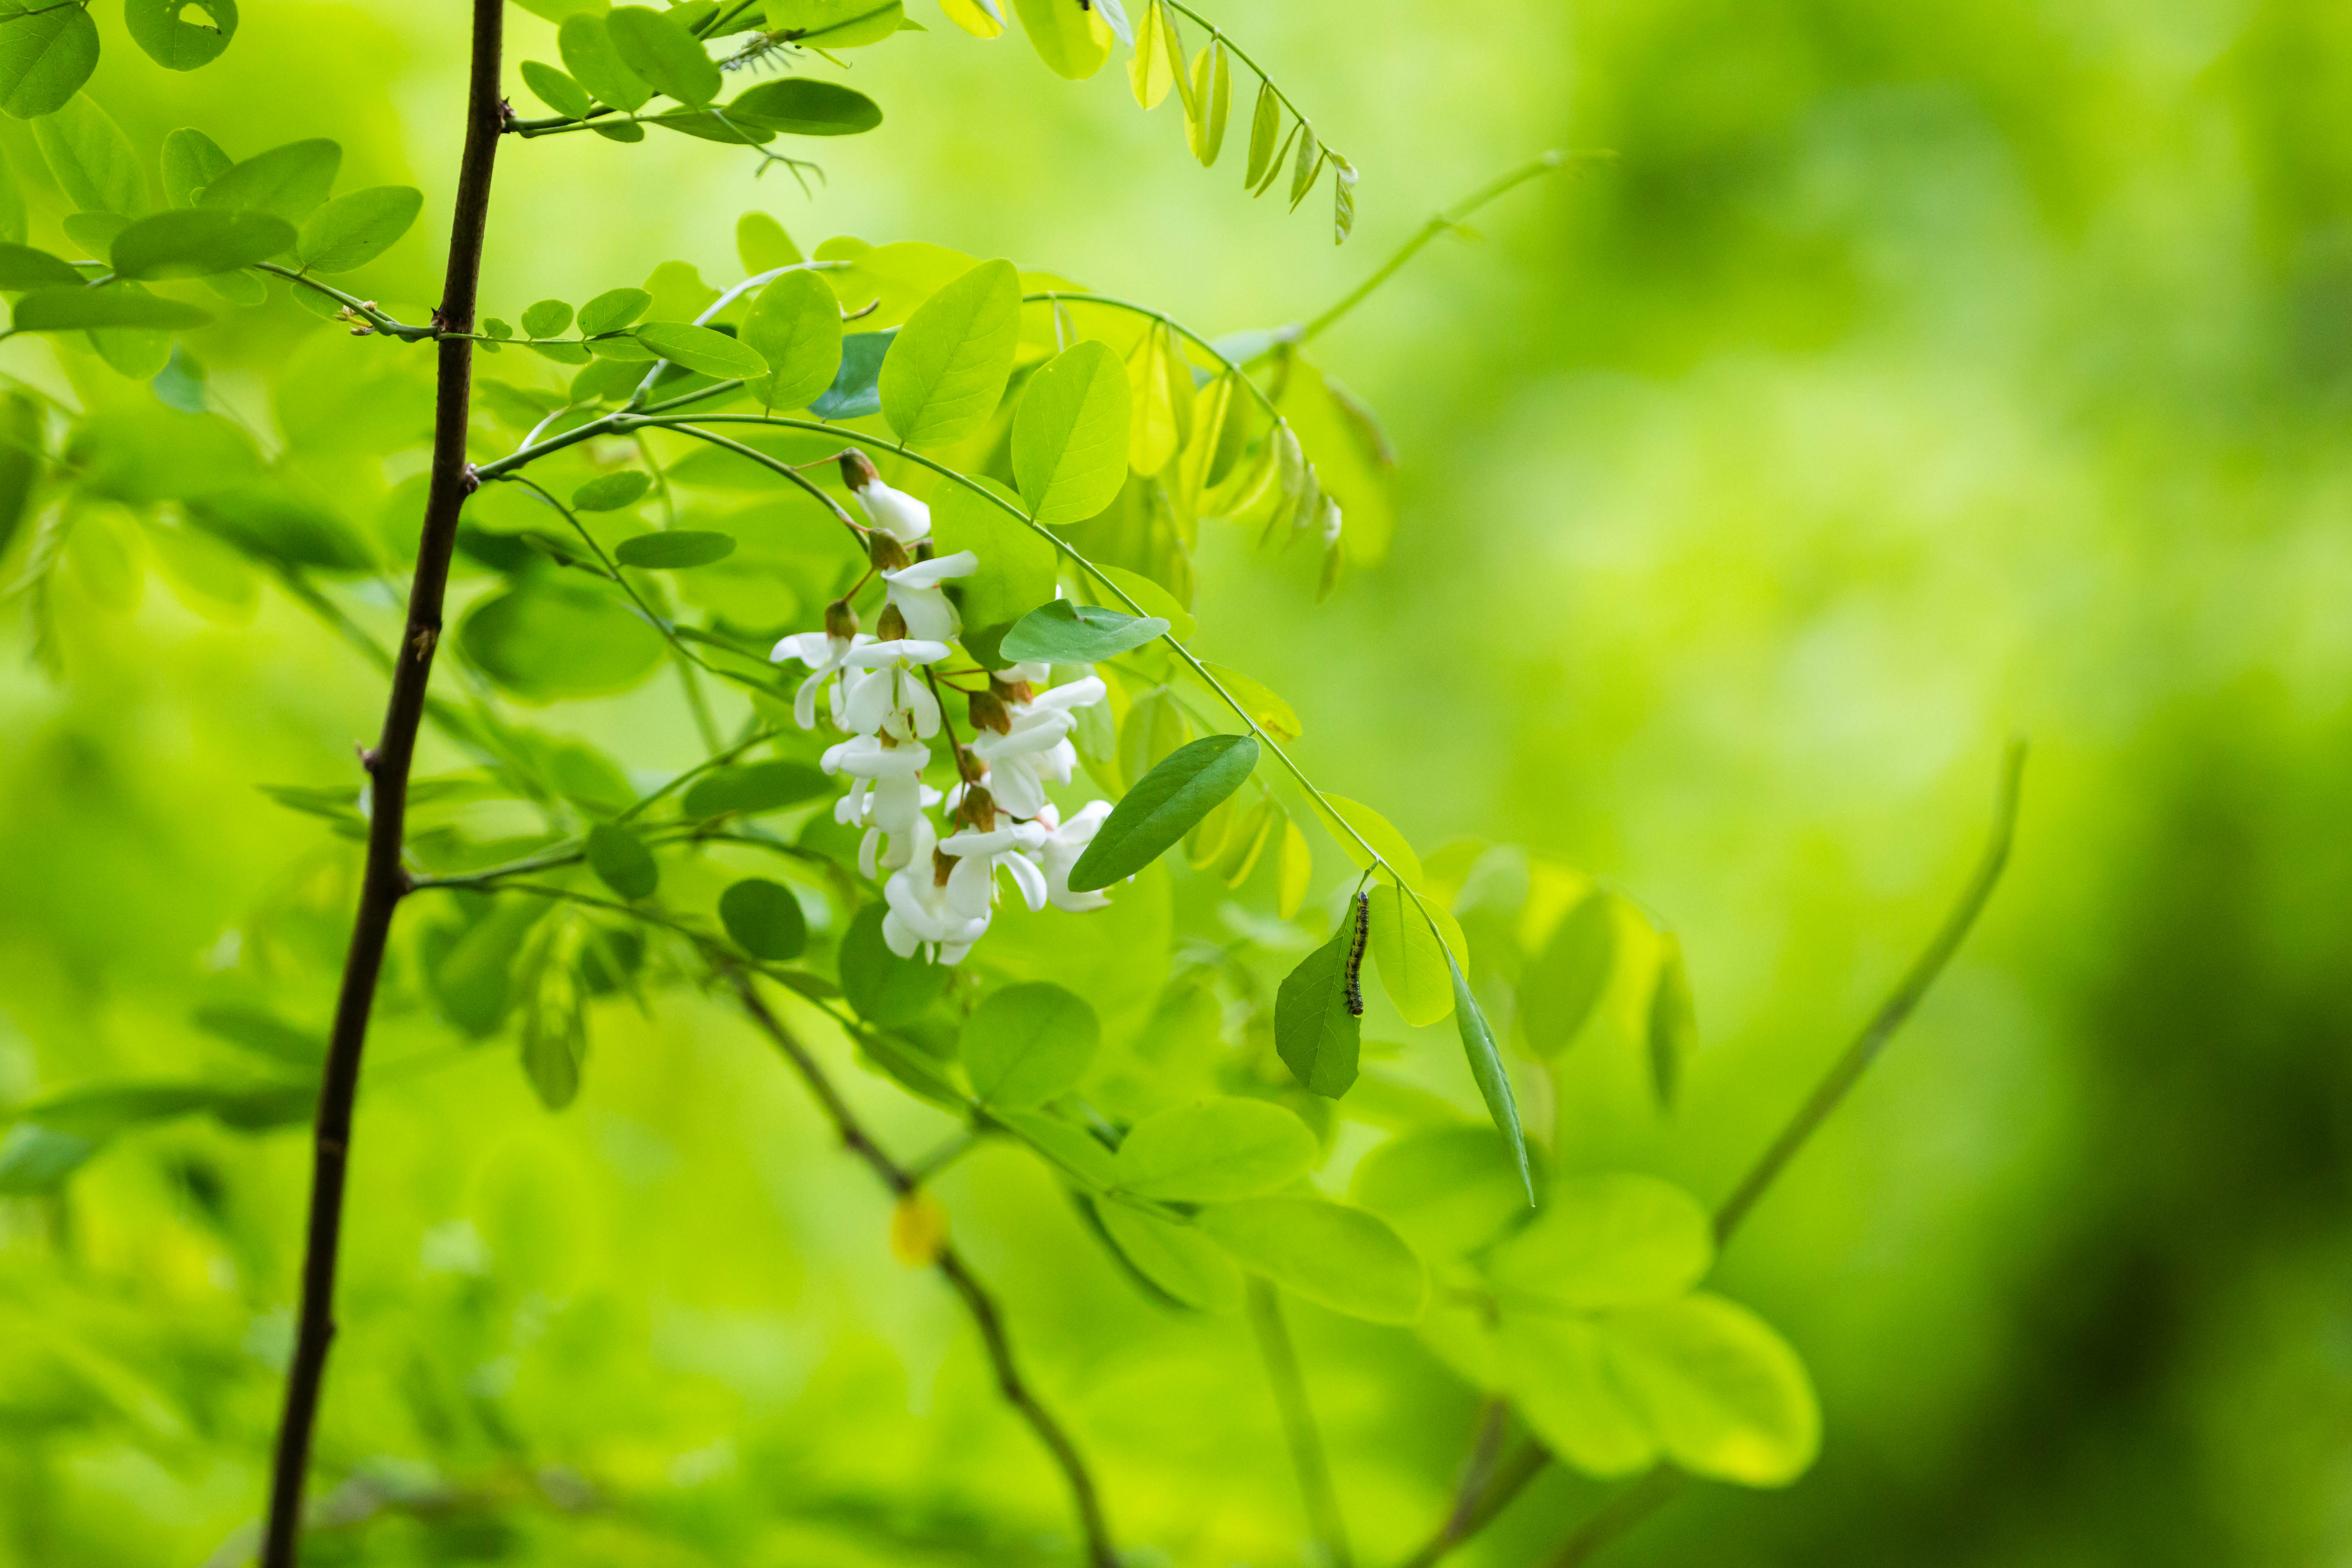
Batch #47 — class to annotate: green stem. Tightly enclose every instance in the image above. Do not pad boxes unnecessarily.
[1249,1278,1354,1568]
[252,261,435,341]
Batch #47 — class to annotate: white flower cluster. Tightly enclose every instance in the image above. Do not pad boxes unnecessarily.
[770,457,1115,967]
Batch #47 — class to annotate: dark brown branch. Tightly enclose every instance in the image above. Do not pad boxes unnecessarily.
[1389,742,2027,1568]
[728,976,1118,1568]
[259,5,505,1563]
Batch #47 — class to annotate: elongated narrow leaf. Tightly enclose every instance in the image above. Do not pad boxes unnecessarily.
[728,77,882,135]
[1274,916,1359,1097]
[0,243,84,290]
[1648,934,1697,1109]
[1100,1202,1241,1312]
[585,822,659,900]
[633,320,768,379]
[1013,339,1131,523]
[614,530,734,568]
[1520,889,1617,1057]
[606,5,722,104]
[520,59,595,118]
[878,257,1020,448]
[1195,1198,1428,1323]
[198,138,340,223]
[678,759,827,817]
[1243,80,1280,189]
[999,600,1167,664]
[962,982,1098,1109]
[1128,0,1173,108]
[125,0,238,71]
[111,209,292,281]
[1332,155,1358,243]
[1113,1096,1317,1201]
[12,287,212,332]
[1068,733,1257,891]
[1446,947,1532,1202]
[743,268,842,410]
[719,878,807,960]
[578,286,653,336]
[296,185,423,274]
[1187,40,1229,165]
[559,13,653,112]
[1289,122,1322,209]
[0,5,98,119]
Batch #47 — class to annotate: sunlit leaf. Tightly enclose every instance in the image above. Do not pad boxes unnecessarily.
[1068,733,1257,891]
[763,0,904,49]
[1243,80,1280,189]
[296,185,423,274]
[198,138,339,223]
[1009,0,1110,80]
[962,982,1098,1109]
[559,12,654,112]
[1368,883,1461,1027]
[1352,1124,1529,1259]
[125,0,238,71]
[1000,599,1167,664]
[878,257,1020,448]
[110,208,290,280]
[1100,1202,1241,1311]
[742,268,843,410]
[1113,1096,1316,1200]
[728,77,883,135]
[1195,1198,1427,1323]
[1499,1315,1659,1477]
[1488,1173,1711,1312]
[605,4,721,105]
[1604,1294,1821,1486]
[0,6,98,119]
[1013,339,1132,526]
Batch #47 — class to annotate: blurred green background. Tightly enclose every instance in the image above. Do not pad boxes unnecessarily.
[6,0,2352,1564]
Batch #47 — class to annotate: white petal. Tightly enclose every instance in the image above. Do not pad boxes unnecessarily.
[945,853,996,919]
[884,550,979,589]
[1002,851,1049,912]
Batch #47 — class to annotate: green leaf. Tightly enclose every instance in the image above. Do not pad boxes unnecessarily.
[109,208,292,280]
[1243,80,1280,189]
[604,4,721,104]
[995,1107,1115,1187]
[737,210,800,272]
[0,241,82,289]
[1446,945,1532,1203]
[1099,1202,1241,1312]
[421,896,548,1037]
[585,821,659,900]
[185,484,368,570]
[1332,155,1358,244]
[1012,339,1131,526]
[719,878,807,960]
[520,59,596,118]
[1009,0,1109,78]
[999,599,1167,664]
[559,13,653,112]
[1317,793,1424,889]
[1195,1198,1428,1323]
[930,477,1057,650]
[521,298,575,339]
[728,77,882,136]
[615,529,734,569]
[764,0,904,49]
[159,127,231,209]
[806,326,891,418]
[1648,934,1697,1109]
[1520,890,1617,1058]
[1289,120,1322,208]
[1602,1294,1821,1485]
[0,1124,101,1193]
[1498,1315,1659,1477]
[296,185,423,274]
[31,96,145,215]
[59,209,125,253]
[1368,884,1461,1026]
[1274,918,1359,1098]
[577,285,653,335]
[1187,39,1230,166]
[197,138,339,223]
[1351,1124,1529,1260]
[571,470,651,512]
[0,141,25,245]
[0,4,97,119]
[741,268,842,410]
[458,583,667,701]
[878,257,1021,448]
[124,0,238,71]
[633,319,768,379]
[1067,733,1257,891]
[838,902,947,1025]
[679,759,828,817]
[1113,1096,1317,1201]
[1487,1172,1712,1313]
[962,981,1098,1109]
[13,285,211,332]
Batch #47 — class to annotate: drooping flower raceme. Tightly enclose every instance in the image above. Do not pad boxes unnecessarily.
[880,551,977,643]
[968,673,1107,820]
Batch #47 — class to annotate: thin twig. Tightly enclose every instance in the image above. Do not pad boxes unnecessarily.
[261,4,506,1564]
[1249,1277,1353,1568]
[728,976,1119,1567]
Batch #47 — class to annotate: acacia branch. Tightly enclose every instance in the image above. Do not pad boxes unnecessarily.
[727,975,1119,1568]
[260,4,505,1562]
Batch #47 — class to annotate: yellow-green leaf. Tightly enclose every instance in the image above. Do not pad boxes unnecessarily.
[1369,884,1462,1027]
[878,257,1022,448]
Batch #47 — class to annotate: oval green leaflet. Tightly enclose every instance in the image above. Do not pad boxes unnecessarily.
[521,299,575,340]
[604,5,721,105]
[762,0,904,49]
[614,530,735,569]
[1601,1294,1820,1485]
[197,138,341,223]
[742,269,842,411]
[999,600,1169,665]
[1519,888,1618,1058]
[1648,933,1697,1109]
[571,470,651,512]
[1012,339,1132,526]
[578,286,653,337]
[32,96,145,216]
[585,822,659,901]
[1486,1173,1712,1313]
[728,78,883,136]
[457,583,666,702]
[0,243,87,290]
[296,186,424,274]
[520,60,595,119]
[1274,918,1359,1098]
[678,759,828,817]
[0,4,98,120]
[633,320,768,379]
[559,12,653,112]
[12,287,213,332]
[1367,882,1464,1027]
[109,209,291,280]
[1194,1198,1428,1324]
[961,982,1098,1110]
[1009,0,1110,80]
[125,0,238,71]
[878,257,1021,449]
[160,127,231,210]
[1098,1202,1242,1312]
[1112,1096,1317,1201]
[1067,733,1258,892]
[719,878,807,961]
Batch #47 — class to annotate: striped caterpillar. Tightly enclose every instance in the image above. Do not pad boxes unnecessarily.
[1343,890,1370,1016]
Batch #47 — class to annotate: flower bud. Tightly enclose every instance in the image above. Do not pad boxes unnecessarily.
[840,448,880,492]
[956,785,998,832]
[869,530,911,574]
[956,746,990,784]
[876,602,909,642]
[989,675,1035,707]
[824,598,859,641]
[967,689,1012,735]
[933,847,959,888]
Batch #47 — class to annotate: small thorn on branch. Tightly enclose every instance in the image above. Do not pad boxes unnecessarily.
[461,463,483,496]
[355,741,378,772]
